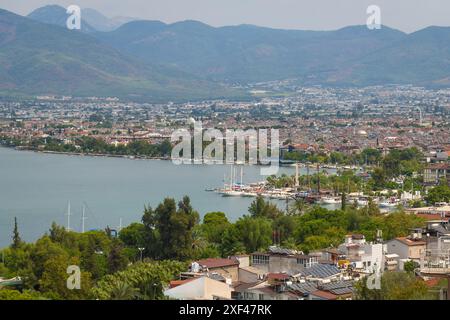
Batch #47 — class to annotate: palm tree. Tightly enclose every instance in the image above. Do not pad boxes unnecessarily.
[110,281,139,300]
[191,227,208,251]
[288,198,309,216]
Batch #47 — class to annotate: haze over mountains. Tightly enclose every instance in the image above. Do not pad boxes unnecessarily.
[1,4,450,101]
[0,7,241,101]
[27,5,135,33]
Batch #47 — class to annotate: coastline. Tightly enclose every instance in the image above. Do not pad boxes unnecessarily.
[0,144,359,171]
[3,145,171,161]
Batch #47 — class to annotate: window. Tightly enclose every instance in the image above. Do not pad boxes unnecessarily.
[252,255,269,265]
[244,292,255,300]
[298,257,316,268]
[259,294,265,300]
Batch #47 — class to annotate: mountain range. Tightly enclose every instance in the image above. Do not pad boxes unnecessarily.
[27,5,135,32]
[2,4,450,101]
[0,7,242,101]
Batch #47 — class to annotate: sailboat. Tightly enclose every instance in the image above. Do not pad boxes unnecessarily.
[65,201,90,233]
[220,165,244,197]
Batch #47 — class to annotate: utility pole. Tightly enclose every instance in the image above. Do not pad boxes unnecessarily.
[138,247,145,262]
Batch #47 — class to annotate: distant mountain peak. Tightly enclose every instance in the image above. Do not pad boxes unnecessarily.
[81,8,136,32]
[27,4,96,33]
[0,8,240,101]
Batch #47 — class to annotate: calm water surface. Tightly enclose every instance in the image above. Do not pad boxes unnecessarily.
[0,147,313,247]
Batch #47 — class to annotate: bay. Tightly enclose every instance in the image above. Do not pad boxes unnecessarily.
[0,147,314,247]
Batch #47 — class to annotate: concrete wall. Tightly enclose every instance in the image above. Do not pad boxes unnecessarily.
[239,268,264,284]
[210,265,239,283]
[386,240,410,260]
[164,277,232,300]
[386,239,425,260]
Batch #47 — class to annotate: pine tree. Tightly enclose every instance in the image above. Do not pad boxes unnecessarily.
[341,192,347,211]
[11,217,22,249]
[108,239,128,273]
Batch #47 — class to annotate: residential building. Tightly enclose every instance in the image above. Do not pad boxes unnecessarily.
[385,232,427,262]
[250,246,318,275]
[384,254,400,271]
[164,276,232,300]
[338,234,384,274]
[423,163,450,186]
[190,258,240,283]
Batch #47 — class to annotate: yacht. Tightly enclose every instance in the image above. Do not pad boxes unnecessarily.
[379,197,400,208]
[320,197,342,205]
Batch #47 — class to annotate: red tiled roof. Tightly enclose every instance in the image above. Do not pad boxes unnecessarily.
[424,278,440,288]
[417,213,449,221]
[195,258,239,269]
[169,278,195,288]
[311,290,338,300]
[395,237,426,246]
[267,273,289,281]
[427,163,450,170]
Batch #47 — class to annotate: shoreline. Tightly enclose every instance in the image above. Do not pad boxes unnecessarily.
[1,144,359,171]
[4,145,171,161]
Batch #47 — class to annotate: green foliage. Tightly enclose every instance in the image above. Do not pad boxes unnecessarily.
[140,196,199,260]
[355,272,432,300]
[282,148,383,166]
[11,217,23,250]
[0,9,244,102]
[0,193,428,300]
[40,136,174,158]
[91,261,186,300]
[248,196,282,219]
[403,260,420,273]
[370,167,387,190]
[39,254,93,299]
[0,288,49,300]
[108,239,129,274]
[219,225,246,257]
[234,216,273,253]
[119,222,145,253]
[201,212,230,244]
[0,220,130,299]
[425,184,450,204]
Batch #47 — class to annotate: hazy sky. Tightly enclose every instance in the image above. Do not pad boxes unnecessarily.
[1,0,450,33]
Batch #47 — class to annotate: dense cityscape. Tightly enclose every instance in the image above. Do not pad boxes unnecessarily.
[1,85,449,156]
[1,84,449,302]
[1,1,450,313]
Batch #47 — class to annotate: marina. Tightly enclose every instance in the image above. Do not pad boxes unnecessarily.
[210,164,414,211]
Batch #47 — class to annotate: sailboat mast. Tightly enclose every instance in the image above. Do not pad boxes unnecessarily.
[81,204,86,233]
[240,166,243,186]
[223,173,226,189]
[67,201,71,231]
[230,164,233,190]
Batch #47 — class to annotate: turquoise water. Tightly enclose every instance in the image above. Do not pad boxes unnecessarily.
[0,147,307,247]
